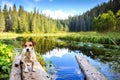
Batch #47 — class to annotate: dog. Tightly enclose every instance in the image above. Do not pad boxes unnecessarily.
[21,41,36,72]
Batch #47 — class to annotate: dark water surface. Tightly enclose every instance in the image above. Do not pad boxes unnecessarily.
[0,36,120,80]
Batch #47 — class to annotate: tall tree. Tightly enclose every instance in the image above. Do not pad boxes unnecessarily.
[18,5,29,33]
[11,4,18,32]
[0,6,5,32]
[31,9,39,33]
[3,4,9,31]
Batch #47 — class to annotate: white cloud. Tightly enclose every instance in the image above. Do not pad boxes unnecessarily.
[1,0,13,9]
[43,48,68,58]
[42,9,77,20]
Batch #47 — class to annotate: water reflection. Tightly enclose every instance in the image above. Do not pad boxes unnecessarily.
[43,48,84,80]
[44,48,68,58]
[43,47,120,80]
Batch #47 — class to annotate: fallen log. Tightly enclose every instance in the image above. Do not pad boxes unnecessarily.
[21,61,50,80]
[9,55,21,80]
[75,54,107,80]
[9,55,50,80]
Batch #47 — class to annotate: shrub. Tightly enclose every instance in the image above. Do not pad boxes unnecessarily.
[0,42,14,78]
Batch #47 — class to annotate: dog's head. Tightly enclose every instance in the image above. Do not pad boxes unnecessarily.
[22,41,36,52]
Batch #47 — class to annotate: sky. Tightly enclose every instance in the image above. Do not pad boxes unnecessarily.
[0,0,109,19]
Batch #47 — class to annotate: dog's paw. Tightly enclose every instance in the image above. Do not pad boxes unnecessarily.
[32,68,35,72]
[24,68,29,73]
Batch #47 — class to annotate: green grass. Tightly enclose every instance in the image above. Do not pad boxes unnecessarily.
[0,32,71,39]
[1,32,120,45]
[59,32,120,45]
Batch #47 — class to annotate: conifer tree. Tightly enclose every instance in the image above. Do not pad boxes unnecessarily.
[18,5,29,33]
[11,4,18,32]
[0,6,5,32]
[3,4,9,31]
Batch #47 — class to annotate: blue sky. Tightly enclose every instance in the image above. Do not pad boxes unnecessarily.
[0,0,109,19]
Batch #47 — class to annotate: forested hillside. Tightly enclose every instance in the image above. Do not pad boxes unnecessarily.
[64,0,120,32]
[0,0,120,33]
[0,5,68,33]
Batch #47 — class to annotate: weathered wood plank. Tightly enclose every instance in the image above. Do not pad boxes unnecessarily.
[75,54,107,80]
[9,55,21,80]
[22,61,50,80]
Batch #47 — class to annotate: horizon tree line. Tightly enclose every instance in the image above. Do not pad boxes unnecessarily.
[0,4,69,33]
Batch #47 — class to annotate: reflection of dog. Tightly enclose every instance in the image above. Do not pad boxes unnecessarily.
[21,41,36,72]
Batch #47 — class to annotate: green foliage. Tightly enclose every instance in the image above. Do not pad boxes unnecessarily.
[0,42,14,78]
[11,4,18,32]
[18,6,29,33]
[116,10,120,31]
[0,7,5,32]
[59,32,120,45]
[93,10,116,32]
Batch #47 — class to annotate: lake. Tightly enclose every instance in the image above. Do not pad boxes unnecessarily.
[0,36,120,80]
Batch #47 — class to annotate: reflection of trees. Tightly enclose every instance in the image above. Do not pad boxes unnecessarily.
[16,36,59,54]
[34,37,58,54]
[3,36,59,54]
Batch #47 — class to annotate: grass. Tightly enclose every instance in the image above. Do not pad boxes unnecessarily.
[59,32,120,45]
[1,32,120,45]
[0,32,71,39]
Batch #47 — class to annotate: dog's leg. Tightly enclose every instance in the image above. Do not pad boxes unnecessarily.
[24,62,29,72]
[32,62,35,72]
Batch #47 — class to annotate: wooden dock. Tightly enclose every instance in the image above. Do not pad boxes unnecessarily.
[75,54,107,80]
[9,55,50,80]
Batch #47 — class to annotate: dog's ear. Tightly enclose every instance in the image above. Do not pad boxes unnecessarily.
[22,42,26,46]
[32,41,36,46]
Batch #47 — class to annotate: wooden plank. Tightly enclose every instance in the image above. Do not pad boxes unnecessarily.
[22,61,51,80]
[75,54,107,80]
[9,55,21,80]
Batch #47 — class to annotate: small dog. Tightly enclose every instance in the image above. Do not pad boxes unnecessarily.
[21,41,36,72]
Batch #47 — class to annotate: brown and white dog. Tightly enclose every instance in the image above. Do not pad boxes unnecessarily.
[21,41,36,72]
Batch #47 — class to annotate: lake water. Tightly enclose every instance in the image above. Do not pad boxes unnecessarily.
[42,47,120,80]
[0,36,120,80]
[43,48,84,80]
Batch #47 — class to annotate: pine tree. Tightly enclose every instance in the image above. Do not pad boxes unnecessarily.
[11,4,18,32]
[3,4,9,31]
[40,14,45,33]
[0,6,5,32]
[31,10,39,33]
[18,5,29,33]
